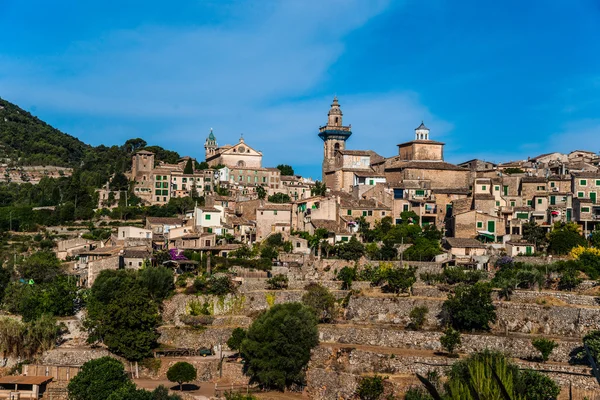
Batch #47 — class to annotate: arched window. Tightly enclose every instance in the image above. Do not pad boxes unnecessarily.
[237,160,245,167]
[334,143,340,152]
[335,117,339,124]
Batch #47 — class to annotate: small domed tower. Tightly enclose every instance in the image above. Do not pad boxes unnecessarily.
[204,128,217,160]
[318,97,352,181]
[415,121,430,140]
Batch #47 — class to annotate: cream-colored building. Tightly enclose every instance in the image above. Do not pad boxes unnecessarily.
[205,130,263,169]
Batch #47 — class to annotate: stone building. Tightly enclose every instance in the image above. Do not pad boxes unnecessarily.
[204,130,262,169]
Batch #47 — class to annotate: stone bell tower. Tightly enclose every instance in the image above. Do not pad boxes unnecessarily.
[318,97,352,182]
[204,128,217,160]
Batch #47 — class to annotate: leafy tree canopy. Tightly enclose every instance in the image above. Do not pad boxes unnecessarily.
[276,164,294,176]
[68,357,130,400]
[241,303,319,390]
[443,282,496,331]
[167,362,197,391]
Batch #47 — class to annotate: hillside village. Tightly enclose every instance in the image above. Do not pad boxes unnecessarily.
[0,97,600,400]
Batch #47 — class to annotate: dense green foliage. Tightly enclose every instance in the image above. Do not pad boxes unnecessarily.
[440,325,461,354]
[68,357,131,400]
[408,306,429,330]
[337,236,365,261]
[0,314,63,359]
[302,283,336,323]
[276,164,294,176]
[227,327,247,352]
[266,274,288,290]
[241,303,319,390]
[84,270,162,361]
[532,338,558,362]
[336,266,357,289]
[443,282,496,331]
[356,375,385,400]
[166,362,197,391]
[548,222,586,255]
[267,193,291,203]
[68,357,180,400]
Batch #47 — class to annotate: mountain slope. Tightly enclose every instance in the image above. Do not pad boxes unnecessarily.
[0,97,90,167]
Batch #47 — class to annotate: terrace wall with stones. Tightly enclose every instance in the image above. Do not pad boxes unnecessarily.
[344,295,600,336]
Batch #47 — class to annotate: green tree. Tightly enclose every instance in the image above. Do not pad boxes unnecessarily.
[408,306,429,330]
[68,357,130,400]
[17,250,63,283]
[440,325,461,355]
[442,282,496,331]
[260,246,278,260]
[0,266,10,303]
[183,159,194,174]
[337,236,365,261]
[109,172,129,191]
[256,185,267,200]
[241,303,319,390]
[531,338,558,362]
[516,369,561,400]
[311,180,327,196]
[276,164,294,176]
[167,362,197,391]
[548,222,586,255]
[336,266,356,290]
[267,193,291,203]
[227,327,247,352]
[383,265,416,294]
[590,230,600,248]
[138,266,175,303]
[85,270,160,361]
[266,274,288,290]
[356,375,385,400]
[522,221,548,250]
[124,138,148,153]
[582,330,600,364]
[302,283,336,323]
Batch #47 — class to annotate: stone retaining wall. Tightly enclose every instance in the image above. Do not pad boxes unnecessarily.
[318,324,581,363]
[344,295,600,336]
[307,346,597,399]
[158,326,234,349]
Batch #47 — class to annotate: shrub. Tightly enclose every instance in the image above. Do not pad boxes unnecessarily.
[301,283,336,323]
[516,369,561,400]
[167,362,197,391]
[356,375,385,400]
[442,282,496,331]
[68,357,130,400]
[383,265,416,294]
[531,338,558,362]
[266,274,288,290]
[440,325,461,355]
[336,266,356,290]
[408,306,429,330]
[227,328,247,352]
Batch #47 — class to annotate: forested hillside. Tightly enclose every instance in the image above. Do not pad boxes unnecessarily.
[0,97,182,230]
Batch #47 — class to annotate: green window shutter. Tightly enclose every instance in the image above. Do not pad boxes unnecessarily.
[208,228,212,233]
[537,198,542,204]
[580,179,587,186]
[494,186,500,191]
[415,190,425,196]
[527,200,532,206]
[582,207,590,213]
[550,182,555,187]
[596,180,600,186]
[161,190,168,195]
[510,201,515,207]
[155,190,161,195]
[341,237,348,242]
[347,209,352,215]
[496,201,500,206]
[567,209,572,221]
[477,221,483,228]
[403,204,409,211]
[578,192,584,198]
[503,186,508,195]
[482,185,486,191]
[205,214,211,220]
[550,196,555,205]
[155,182,161,188]
[362,211,367,216]
[517,212,529,219]
[156,176,161,181]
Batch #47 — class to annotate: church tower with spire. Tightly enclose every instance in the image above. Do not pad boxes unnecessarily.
[318,97,352,181]
[204,128,217,160]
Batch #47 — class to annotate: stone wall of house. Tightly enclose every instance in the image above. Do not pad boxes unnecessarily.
[318,324,581,363]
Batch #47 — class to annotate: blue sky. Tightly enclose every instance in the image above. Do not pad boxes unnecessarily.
[1,0,600,179]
